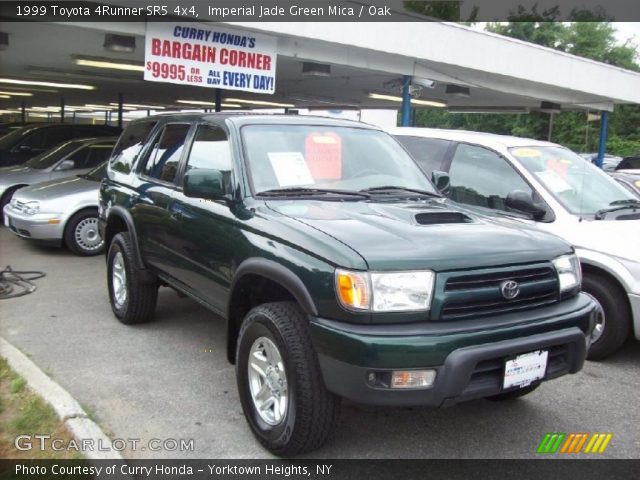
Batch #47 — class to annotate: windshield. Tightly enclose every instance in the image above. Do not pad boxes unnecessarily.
[0,125,33,149]
[241,125,436,195]
[25,140,82,169]
[511,146,637,215]
[83,161,108,182]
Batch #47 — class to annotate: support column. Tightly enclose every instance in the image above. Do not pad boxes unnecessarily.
[21,101,26,123]
[60,97,65,123]
[596,111,609,169]
[400,75,412,127]
[215,89,222,112]
[117,93,124,128]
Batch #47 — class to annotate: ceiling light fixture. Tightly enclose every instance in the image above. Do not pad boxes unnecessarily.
[0,91,32,96]
[73,56,145,72]
[368,93,446,108]
[0,94,11,99]
[225,98,295,108]
[445,84,471,98]
[85,104,136,110]
[109,102,165,109]
[539,101,562,113]
[0,78,95,90]
[104,34,136,53]
[176,100,242,108]
[301,62,331,77]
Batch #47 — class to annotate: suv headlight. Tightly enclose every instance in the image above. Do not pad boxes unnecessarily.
[552,254,582,293]
[22,201,40,216]
[336,269,435,312]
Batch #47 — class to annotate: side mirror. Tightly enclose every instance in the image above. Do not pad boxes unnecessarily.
[56,159,75,171]
[13,144,32,153]
[431,170,450,195]
[506,190,547,220]
[183,168,226,200]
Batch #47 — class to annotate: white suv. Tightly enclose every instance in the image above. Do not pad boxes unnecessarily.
[391,127,640,360]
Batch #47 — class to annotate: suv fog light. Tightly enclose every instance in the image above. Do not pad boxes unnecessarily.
[391,370,436,389]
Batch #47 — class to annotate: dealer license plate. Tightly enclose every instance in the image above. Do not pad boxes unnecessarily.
[503,350,548,389]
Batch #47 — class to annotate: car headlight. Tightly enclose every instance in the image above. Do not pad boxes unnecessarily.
[22,201,40,216]
[336,269,435,312]
[553,254,582,293]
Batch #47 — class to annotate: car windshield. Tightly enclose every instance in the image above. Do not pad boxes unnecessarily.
[511,146,637,215]
[83,161,108,182]
[24,140,83,169]
[241,125,436,196]
[0,125,33,148]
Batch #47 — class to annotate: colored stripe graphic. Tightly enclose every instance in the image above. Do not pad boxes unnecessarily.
[539,433,613,454]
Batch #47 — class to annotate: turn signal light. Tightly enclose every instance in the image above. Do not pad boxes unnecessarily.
[391,370,436,389]
[336,270,369,310]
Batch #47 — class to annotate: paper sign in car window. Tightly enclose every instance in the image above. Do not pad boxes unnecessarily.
[513,148,542,158]
[268,152,314,187]
[535,170,573,193]
[305,132,342,181]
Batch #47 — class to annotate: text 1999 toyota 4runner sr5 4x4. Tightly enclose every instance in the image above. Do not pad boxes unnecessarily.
[99,114,597,455]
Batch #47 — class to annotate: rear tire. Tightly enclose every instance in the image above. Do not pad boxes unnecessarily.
[487,384,539,401]
[236,301,340,456]
[107,232,158,324]
[64,210,104,256]
[582,273,631,360]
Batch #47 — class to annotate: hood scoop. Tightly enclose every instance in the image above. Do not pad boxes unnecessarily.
[415,211,472,225]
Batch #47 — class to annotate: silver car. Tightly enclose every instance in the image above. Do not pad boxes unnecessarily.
[3,162,106,255]
[0,137,117,218]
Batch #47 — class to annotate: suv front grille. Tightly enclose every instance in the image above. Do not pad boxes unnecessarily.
[435,264,559,321]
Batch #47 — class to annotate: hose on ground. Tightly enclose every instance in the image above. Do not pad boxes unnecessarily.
[0,266,46,299]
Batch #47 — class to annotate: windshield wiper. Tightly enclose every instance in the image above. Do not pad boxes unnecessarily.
[594,199,640,219]
[257,187,371,199]
[360,186,442,198]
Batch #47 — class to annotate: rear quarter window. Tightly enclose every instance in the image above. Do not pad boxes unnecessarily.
[394,136,452,174]
[110,122,157,174]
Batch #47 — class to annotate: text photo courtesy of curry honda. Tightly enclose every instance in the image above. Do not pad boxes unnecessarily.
[0,1,639,478]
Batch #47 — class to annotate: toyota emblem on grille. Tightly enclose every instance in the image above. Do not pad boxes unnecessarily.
[500,280,520,300]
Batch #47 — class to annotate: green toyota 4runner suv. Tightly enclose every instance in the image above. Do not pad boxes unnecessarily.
[99,114,596,455]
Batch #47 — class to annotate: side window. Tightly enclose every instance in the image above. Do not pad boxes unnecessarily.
[67,143,115,169]
[110,121,157,174]
[448,143,534,212]
[184,125,232,192]
[142,124,190,183]
[395,136,452,174]
[14,129,48,150]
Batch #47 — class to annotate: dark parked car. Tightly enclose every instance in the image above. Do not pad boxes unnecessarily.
[0,123,120,167]
[615,156,640,171]
[578,152,623,171]
[100,114,596,455]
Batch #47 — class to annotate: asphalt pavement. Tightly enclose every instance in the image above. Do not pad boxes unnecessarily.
[1,227,639,459]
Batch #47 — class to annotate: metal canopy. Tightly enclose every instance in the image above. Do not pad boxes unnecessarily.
[1,20,639,116]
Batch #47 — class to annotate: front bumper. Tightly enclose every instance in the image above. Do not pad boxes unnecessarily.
[3,205,64,243]
[310,293,596,406]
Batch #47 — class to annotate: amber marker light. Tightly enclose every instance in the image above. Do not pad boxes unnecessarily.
[336,269,369,310]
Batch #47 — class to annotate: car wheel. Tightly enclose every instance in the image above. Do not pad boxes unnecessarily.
[107,232,158,324]
[487,384,540,401]
[236,301,340,456]
[64,210,104,256]
[582,274,631,360]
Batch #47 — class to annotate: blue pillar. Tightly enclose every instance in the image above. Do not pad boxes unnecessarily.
[596,111,609,169]
[401,75,412,127]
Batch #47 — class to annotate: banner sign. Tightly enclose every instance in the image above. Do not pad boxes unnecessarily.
[144,22,277,94]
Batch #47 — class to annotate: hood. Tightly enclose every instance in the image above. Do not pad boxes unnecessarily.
[13,175,97,202]
[551,217,640,262]
[0,165,45,187]
[265,198,571,271]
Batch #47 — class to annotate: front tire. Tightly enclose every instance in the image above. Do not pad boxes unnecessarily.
[64,210,104,256]
[582,274,631,360]
[107,232,158,324]
[236,302,340,456]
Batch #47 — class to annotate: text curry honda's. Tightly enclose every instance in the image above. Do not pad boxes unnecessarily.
[99,114,597,455]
